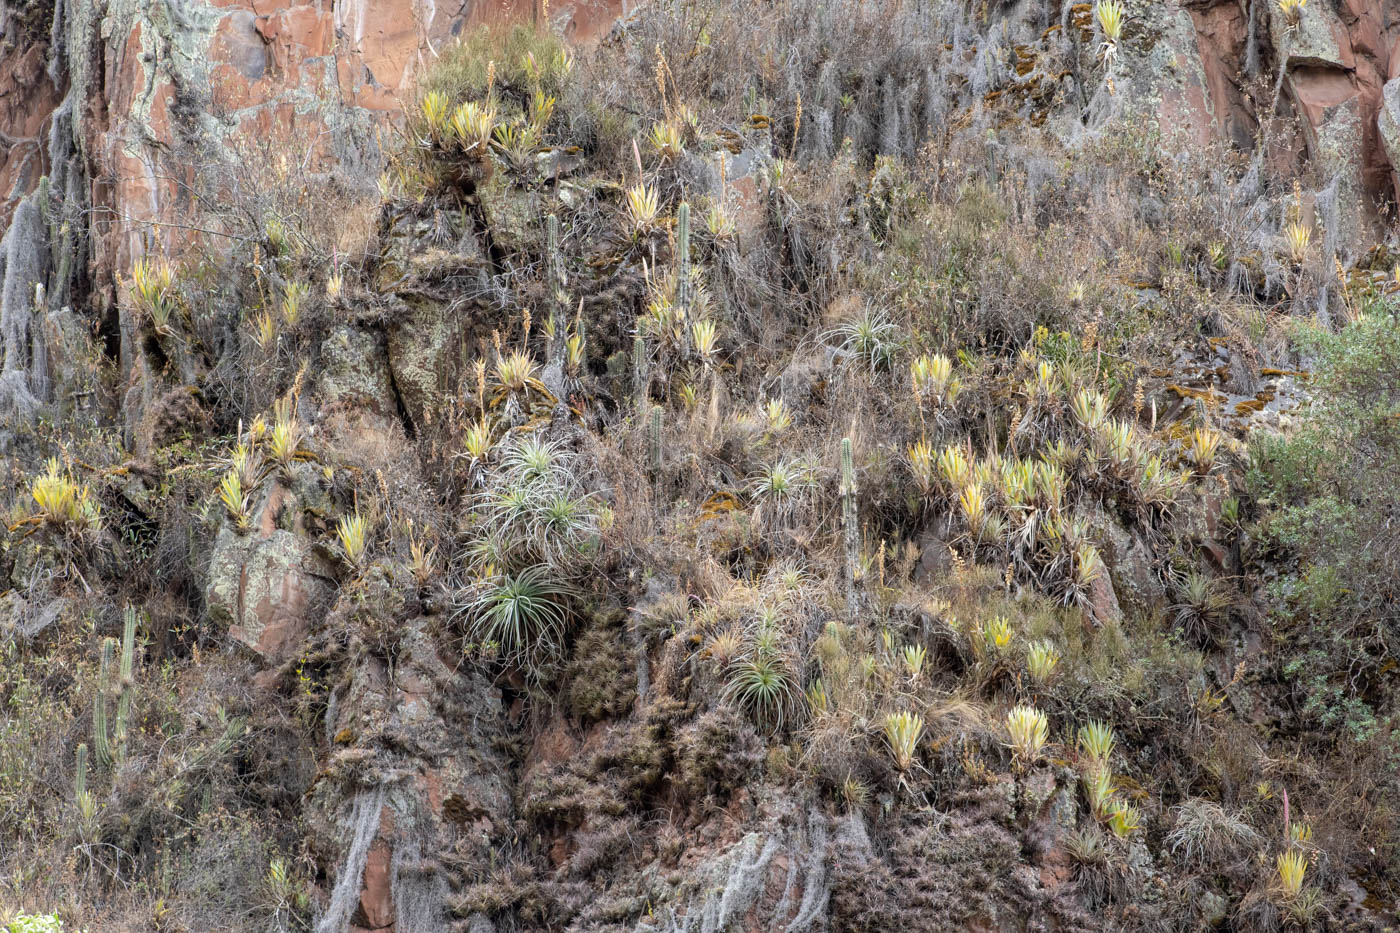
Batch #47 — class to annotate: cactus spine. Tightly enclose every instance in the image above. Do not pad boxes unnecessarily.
[649,404,664,477]
[94,606,138,770]
[841,438,860,612]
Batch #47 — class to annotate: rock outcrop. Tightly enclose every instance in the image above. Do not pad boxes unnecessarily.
[1,0,1396,440]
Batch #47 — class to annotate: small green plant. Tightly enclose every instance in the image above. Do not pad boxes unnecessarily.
[1276,0,1306,29]
[1172,568,1228,642]
[1275,849,1307,898]
[219,471,252,533]
[421,90,450,138]
[725,653,799,731]
[5,915,82,933]
[831,307,901,373]
[910,352,960,404]
[452,101,496,154]
[749,458,814,526]
[883,711,925,772]
[841,774,870,810]
[1095,0,1126,75]
[1071,388,1108,431]
[1083,764,1116,819]
[280,280,308,326]
[626,183,661,235]
[981,616,1014,654]
[1188,426,1222,474]
[462,566,574,672]
[26,458,101,535]
[1106,800,1141,839]
[269,399,302,467]
[1025,640,1061,685]
[337,513,369,568]
[900,643,927,679]
[129,256,176,334]
[1078,721,1116,764]
[648,121,684,161]
[1005,704,1049,766]
[464,419,495,463]
[762,397,792,433]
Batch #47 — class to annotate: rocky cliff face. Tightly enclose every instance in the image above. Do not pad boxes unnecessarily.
[2,0,1399,931]
[1,0,1396,428]
[0,0,625,435]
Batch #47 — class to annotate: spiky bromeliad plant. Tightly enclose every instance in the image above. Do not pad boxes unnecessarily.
[724,652,800,732]
[748,457,814,529]
[21,458,101,539]
[336,513,370,569]
[462,565,575,672]
[1276,0,1306,30]
[130,256,176,335]
[1078,720,1116,765]
[883,711,925,772]
[1026,639,1061,685]
[626,183,661,236]
[831,307,902,373]
[1005,704,1049,767]
[1094,0,1126,80]
[456,433,596,675]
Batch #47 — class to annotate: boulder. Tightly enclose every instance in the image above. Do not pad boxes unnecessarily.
[205,476,336,666]
[1085,507,1165,618]
[1381,78,1400,202]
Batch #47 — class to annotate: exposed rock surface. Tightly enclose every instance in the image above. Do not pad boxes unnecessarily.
[3,0,1399,931]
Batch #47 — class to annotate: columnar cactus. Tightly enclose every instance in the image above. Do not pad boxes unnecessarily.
[649,404,664,478]
[841,438,860,611]
[633,335,649,411]
[94,606,137,770]
[74,742,88,800]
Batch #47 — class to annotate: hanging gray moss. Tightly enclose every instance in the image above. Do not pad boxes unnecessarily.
[0,192,51,419]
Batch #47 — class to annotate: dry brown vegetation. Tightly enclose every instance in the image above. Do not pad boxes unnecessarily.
[2,0,1399,931]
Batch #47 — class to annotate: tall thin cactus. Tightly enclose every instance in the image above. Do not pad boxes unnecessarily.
[93,638,113,769]
[94,606,138,770]
[74,741,97,839]
[649,404,664,478]
[841,438,860,613]
[114,606,136,764]
[75,743,88,800]
[633,335,649,411]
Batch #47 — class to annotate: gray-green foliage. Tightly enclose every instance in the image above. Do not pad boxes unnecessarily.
[829,307,901,373]
[458,434,595,674]
[1250,305,1400,748]
[464,566,574,671]
[723,611,800,732]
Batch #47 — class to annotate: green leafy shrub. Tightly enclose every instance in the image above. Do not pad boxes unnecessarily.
[5,916,74,933]
[1251,305,1400,748]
